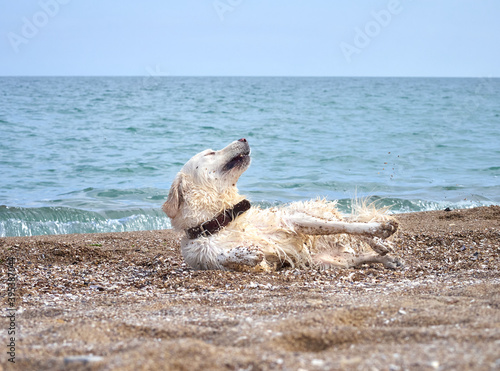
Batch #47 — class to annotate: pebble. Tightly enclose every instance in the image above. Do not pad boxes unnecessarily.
[64,355,104,365]
[311,359,325,367]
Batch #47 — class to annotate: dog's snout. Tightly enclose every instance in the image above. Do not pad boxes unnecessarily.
[238,138,247,143]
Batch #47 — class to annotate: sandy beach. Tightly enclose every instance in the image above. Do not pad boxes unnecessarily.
[1,206,499,370]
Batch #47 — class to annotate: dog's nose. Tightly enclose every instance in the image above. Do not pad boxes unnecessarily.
[238,138,247,143]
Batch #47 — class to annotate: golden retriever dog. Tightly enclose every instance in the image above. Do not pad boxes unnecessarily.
[163,139,401,272]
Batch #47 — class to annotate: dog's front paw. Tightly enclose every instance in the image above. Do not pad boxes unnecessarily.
[377,219,399,239]
[218,245,265,270]
[233,246,265,266]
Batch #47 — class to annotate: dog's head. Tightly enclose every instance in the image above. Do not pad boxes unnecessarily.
[163,139,251,230]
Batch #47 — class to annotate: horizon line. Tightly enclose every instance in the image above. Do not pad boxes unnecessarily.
[0,75,498,79]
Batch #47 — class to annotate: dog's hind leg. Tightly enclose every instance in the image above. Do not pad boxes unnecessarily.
[361,237,395,256]
[287,213,398,239]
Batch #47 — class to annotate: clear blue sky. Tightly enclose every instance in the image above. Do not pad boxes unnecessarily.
[1,0,499,77]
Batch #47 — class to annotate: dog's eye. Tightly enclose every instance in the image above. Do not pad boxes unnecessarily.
[205,152,216,156]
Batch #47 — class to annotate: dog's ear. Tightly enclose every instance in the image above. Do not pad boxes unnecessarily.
[162,174,184,219]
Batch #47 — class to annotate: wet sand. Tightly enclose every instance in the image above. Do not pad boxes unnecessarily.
[1,206,499,370]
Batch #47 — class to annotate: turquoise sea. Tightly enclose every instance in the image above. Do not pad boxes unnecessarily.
[1,76,499,237]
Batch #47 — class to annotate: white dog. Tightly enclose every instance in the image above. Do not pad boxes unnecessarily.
[163,139,401,272]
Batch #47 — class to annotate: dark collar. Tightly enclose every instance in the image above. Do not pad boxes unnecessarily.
[186,199,251,239]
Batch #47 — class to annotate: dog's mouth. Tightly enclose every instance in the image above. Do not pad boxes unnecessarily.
[222,150,251,172]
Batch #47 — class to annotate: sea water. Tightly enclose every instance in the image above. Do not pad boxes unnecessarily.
[0,76,499,237]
